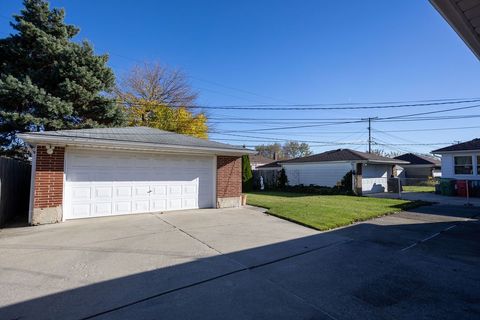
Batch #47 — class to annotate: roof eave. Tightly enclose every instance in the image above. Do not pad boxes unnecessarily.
[17,134,256,156]
[432,149,480,154]
[430,0,480,60]
[366,160,410,165]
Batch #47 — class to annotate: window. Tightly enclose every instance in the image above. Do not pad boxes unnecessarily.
[454,156,473,175]
[478,156,480,175]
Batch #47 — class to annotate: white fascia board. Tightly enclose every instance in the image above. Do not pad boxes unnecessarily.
[366,160,409,165]
[280,160,359,166]
[433,150,480,155]
[17,134,256,156]
[401,164,436,168]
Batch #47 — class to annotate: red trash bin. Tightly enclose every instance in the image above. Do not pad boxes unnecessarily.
[456,180,467,197]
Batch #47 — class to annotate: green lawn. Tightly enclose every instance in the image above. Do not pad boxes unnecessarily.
[402,185,435,193]
[246,191,427,231]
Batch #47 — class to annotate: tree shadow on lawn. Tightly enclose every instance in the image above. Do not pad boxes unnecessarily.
[1,206,479,320]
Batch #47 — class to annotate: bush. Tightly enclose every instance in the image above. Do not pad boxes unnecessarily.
[278,168,288,189]
[242,155,253,192]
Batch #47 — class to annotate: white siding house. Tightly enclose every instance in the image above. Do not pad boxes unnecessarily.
[277,149,408,195]
[433,139,480,181]
[283,162,353,187]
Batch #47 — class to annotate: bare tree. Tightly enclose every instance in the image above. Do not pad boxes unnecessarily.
[116,62,198,106]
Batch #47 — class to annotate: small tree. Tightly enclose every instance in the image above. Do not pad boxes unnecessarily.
[116,62,208,139]
[278,168,288,189]
[242,155,253,192]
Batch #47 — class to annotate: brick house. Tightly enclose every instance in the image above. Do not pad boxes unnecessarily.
[18,127,255,225]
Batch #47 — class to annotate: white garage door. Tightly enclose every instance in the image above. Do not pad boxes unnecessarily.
[64,148,215,219]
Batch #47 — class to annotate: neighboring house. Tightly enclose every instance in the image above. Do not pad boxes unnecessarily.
[430,0,480,60]
[432,138,480,181]
[277,149,408,195]
[394,153,441,180]
[18,127,255,225]
[249,154,275,170]
[256,160,282,171]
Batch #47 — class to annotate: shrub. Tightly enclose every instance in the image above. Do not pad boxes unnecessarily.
[242,155,253,192]
[278,168,288,189]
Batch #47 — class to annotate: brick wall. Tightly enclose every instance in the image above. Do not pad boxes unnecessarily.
[33,146,65,210]
[216,156,242,198]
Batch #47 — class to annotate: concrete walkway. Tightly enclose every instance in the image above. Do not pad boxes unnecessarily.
[0,205,479,320]
[368,191,480,206]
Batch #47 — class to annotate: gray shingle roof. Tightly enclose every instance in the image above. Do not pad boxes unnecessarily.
[256,161,282,169]
[280,149,407,164]
[432,138,480,153]
[394,153,440,166]
[249,154,275,164]
[22,127,248,151]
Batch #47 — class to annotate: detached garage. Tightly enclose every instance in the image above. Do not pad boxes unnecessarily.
[278,149,409,195]
[18,127,255,225]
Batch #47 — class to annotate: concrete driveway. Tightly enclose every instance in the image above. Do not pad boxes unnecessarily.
[0,205,479,320]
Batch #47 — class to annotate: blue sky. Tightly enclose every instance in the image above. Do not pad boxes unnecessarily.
[1,0,479,155]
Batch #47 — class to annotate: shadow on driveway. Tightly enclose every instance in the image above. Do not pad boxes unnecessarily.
[0,205,479,320]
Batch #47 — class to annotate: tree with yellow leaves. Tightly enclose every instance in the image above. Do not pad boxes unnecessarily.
[116,62,208,139]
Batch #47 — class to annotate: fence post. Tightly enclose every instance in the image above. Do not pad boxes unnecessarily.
[397,177,401,199]
[466,179,470,206]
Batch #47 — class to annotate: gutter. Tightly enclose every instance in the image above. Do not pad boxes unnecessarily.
[17,133,257,156]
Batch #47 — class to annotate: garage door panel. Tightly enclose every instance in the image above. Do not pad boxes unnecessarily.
[150,199,167,211]
[168,185,183,196]
[94,203,112,215]
[115,186,132,198]
[72,203,91,217]
[133,200,149,213]
[71,186,91,200]
[65,149,214,219]
[151,185,167,195]
[94,186,113,199]
[133,186,150,197]
[183,185,197,195]
[115,202,131,214]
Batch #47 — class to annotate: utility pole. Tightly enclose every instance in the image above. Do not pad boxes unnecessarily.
[362,117,378,153]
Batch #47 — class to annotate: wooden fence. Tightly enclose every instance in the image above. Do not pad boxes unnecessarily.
[0,157,31,227]
[253,170,279,189]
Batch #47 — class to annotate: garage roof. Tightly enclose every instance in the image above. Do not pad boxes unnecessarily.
[18,127,256,155]
[394,153,441,166]
[430,0,480,60]
[280,149,409,165]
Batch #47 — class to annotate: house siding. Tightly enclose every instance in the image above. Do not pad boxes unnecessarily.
[362,164,391,194]
[283,162,353,187]
[32,146,65,225]
[216,156,242,208]
[440,152,479,180]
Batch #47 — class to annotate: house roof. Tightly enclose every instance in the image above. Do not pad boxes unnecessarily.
[432,138,480,153]
[18,127,255,155]
[430,0,480,60]
[394,153,441,166]
[249,154,275,164]
[279,149,409,165]
[256,161,282,169]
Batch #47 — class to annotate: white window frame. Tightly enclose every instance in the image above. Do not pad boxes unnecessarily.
[453,155,473,175]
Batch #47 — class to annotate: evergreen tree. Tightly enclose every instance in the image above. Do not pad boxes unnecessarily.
[242,155,253,192]
[0,0,124,158]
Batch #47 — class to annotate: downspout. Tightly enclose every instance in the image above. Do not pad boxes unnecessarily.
[351,162,356,195]
[25,144,36,225]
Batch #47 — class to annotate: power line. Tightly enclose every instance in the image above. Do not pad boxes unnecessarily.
[116,98,480,110]
[379,103,480,120]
